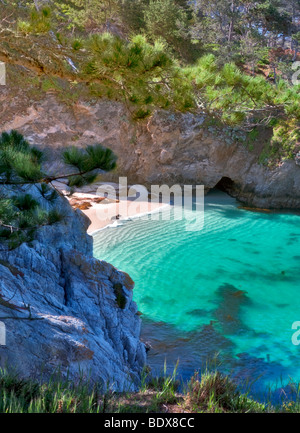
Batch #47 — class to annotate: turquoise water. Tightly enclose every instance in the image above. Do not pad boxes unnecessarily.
[93,190,300,401]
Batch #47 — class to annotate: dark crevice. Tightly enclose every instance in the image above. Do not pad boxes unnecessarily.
[59,249,71,306]
[215,177,237,196]
[215,177,235,192]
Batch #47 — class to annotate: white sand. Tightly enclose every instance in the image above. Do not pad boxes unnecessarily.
[81,199,168,234]
[55,182,170,234]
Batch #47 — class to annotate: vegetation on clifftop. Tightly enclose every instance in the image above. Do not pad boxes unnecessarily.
[1,366,300,413]
[0,130,117,248]
[0,1,299,163]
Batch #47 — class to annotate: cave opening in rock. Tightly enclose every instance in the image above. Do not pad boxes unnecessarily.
[215,177,235,194]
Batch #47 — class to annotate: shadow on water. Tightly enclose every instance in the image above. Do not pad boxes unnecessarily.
[141,282,295,404]
[205,189,300,222]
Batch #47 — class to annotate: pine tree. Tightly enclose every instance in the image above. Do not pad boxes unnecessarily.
[53,0,120,31]
[185,54,300,127]
[143,0,188,47]
[0,130,117,248]
[83,32,195,118]
[17,4,53,34]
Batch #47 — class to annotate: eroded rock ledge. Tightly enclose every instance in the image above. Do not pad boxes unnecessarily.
[0,186,146,390]
[1,90,299,209]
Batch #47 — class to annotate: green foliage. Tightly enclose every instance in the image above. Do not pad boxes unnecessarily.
[247,127,260,150]
[17,20,32,34]
[259,118,300,165]
[0,366,275,413]
[47,209,64,224]
[53,0,120,30]
[185,54,300,133]
[113,283,127,309]
[255,1,292,34]
[72,38,84,51]
[85,144,117,171]
[0,191,49,249]
[0,131,117,248]
[12,194,39,211]
[84,33,194,117]
[0,130,43,183]
[119,0,147,34]
[63,144,117,187]
[143,361,180,406]
[187,370,239,412]
[81,30,298,139]
[38,183,58,202]
[0,368,101,413]
[187,370,266,413]
[1,2,300,163]
[17,6,52,34]
[41,78,60,92]
[190,0,299,67]
[0,130,117,187]
[144,0,189,47]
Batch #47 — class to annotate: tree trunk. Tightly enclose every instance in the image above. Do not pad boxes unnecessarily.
[33,0,40,11]
[228,0,235,43]
[293,41,299,62]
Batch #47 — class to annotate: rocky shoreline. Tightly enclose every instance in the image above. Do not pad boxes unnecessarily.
[0,184,146,390]
[0,87,299,391]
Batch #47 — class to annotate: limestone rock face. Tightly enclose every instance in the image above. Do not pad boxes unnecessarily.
[0,186,146,390]
[0,91,299,208]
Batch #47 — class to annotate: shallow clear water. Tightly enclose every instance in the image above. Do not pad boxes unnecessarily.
[93,190,300,402]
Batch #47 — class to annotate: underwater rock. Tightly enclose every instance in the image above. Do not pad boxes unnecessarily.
[186,309,210,317]
[213,284,251,335]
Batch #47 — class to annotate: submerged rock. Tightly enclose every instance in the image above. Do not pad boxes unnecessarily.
[0,186,146,390]
[213,284,251,335]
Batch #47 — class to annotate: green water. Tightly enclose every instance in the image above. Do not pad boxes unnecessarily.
[93,190,300,400]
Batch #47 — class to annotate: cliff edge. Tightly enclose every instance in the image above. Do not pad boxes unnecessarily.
[0,184,146,390]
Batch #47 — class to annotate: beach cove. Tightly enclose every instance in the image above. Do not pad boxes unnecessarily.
[93,189,300,402]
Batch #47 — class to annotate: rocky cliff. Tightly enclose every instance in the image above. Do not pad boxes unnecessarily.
[0,185,146,390]
[1,82,299,209]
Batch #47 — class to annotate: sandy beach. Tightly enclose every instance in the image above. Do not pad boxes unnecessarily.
[61,190,168,234]
[51,180,170,234]
[82,199,168,234]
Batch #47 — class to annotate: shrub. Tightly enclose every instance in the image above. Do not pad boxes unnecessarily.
[187,371,239,412]
[113,283,127,309]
